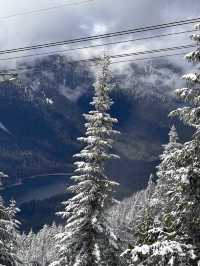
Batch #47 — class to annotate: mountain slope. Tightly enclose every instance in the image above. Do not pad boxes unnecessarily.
[0,55,184,201]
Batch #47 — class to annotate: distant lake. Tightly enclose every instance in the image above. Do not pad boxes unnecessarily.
[1,174,71,205]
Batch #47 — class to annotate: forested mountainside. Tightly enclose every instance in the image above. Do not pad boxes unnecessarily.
[0,55,184,197]
[0,55,188,231]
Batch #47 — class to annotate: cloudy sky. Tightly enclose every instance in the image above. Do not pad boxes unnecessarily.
[0,0,200,68]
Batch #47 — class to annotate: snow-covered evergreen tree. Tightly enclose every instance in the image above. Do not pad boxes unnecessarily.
[7,199,21,265]
[18,223,63,265]
[0,173,20,266]
[152,125,182,220]
[123,124,198,265]
[107,186,154,248]
[19,229,37,265]
[168,23,200,265]
[51,56,122,266]
[124,24,200,266]
[133,174,155,246]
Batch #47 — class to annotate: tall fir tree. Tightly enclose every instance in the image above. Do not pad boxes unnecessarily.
[168,23,200,265]
[152,125,182,221]
[134,174,155,246]
[51,57,122,266]
[124,23,200,266]
[124,124,198,265]
[0,173,20,266]
[7,199,21,264]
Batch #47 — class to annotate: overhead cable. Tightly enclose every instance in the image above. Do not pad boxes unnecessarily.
[0,0,94,19]
[0,29,195,62]
[0,17,199,55]
[0,43,195,73]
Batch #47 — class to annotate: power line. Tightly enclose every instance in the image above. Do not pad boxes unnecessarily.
[111,51,189,65]
[0,29,195,62]
[76,44,195,63]
[0,0,94,19]
[0,43,195,73]
[0,17,199,56]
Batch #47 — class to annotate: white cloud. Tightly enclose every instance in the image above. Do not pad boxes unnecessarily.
[0,0,199,69]
[92,23,107,35]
